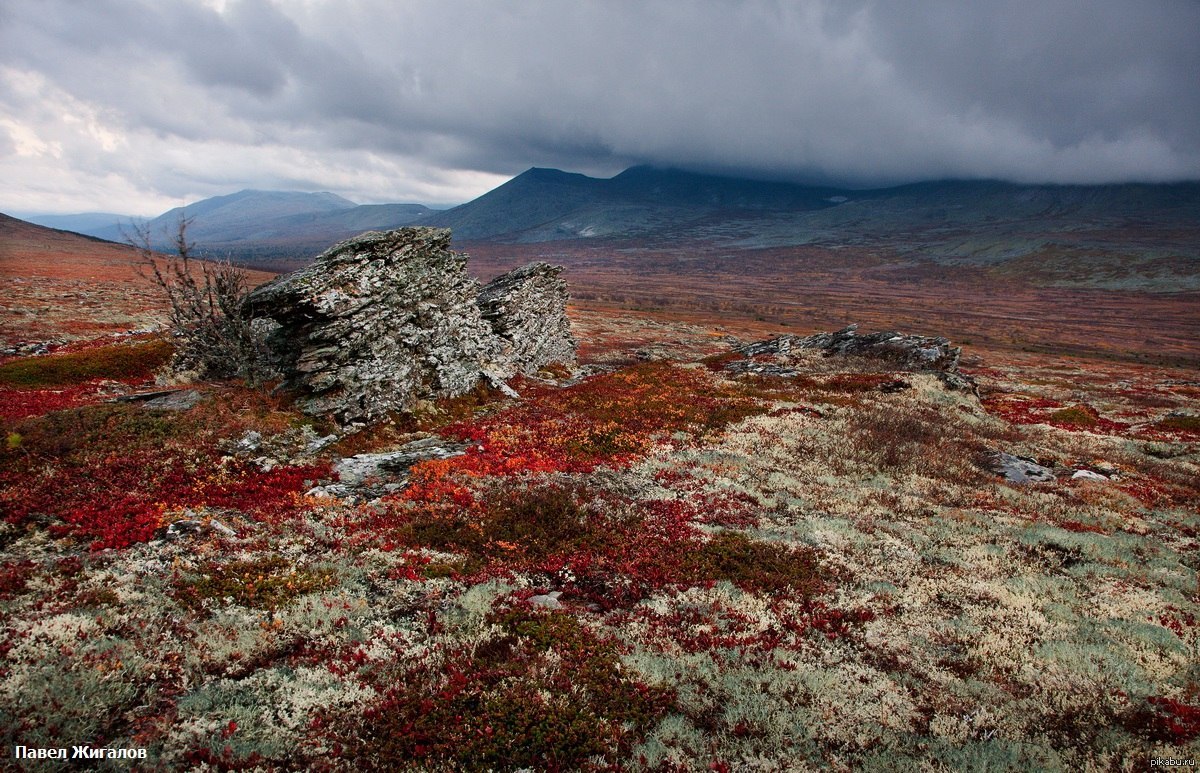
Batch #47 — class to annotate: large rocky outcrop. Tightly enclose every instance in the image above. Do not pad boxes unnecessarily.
[243,227,573,426]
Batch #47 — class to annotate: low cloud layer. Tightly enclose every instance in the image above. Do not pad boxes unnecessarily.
[2,0,1198,214]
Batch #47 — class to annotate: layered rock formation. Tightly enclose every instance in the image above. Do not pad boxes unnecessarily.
[478,262,577,375]
[243,227,573,426]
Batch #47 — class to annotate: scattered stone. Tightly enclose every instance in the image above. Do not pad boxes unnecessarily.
[335,437,468,487]
[0,340,60,358]
[221,425,340,466]
[235,431,263,453]
[305,485,348,500]
[305,433,339,454]
[115,388,187,403]
[723,360,799,377]
[156,512,238,541]
[483,370,521,399]
[732,324,976,392]
[208,520,237,537]
[879,379,912,393]
[160,519,203,540]
[94,379,134,397]
[529,591,563,609]
[244,227,575,427]
[1071,469,1109,481]
[309,436,469,502]
[991,452,1056,484]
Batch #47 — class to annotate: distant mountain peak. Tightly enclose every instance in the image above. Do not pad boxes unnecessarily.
[425,164,1200,245]
[513,167,593,183]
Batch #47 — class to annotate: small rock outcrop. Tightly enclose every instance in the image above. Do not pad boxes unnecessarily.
[308,437,468,502]
[731,324,975,391]
[243,227,574,426]
[990,452,1056,484]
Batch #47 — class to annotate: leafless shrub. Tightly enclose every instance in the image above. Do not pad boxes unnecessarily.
[128,216,271,384]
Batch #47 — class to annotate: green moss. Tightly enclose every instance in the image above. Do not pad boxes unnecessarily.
[7,402,188,459]
[1047,405,1099,426]
[0,339,173,387]
[685,531,823,595]
[422,558,477,579]
[403,482,607,561]
[1155,414,1200,432]
[176,555,337,611]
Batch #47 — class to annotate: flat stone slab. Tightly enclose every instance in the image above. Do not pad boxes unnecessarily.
[140,389,201,412]
[335,437,468,486]
[991,452,1056,484]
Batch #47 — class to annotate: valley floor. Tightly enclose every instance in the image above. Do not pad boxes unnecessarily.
[0,309,1197,770]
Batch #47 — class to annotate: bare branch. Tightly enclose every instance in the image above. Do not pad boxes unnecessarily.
[128,214,271,385]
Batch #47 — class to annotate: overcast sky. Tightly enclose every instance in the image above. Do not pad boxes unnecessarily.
[2,0,1198,215]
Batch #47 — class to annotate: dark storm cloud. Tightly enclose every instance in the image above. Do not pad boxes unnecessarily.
[1,0,1198,213]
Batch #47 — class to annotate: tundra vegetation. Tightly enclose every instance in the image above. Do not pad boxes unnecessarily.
[0,308,1197,771]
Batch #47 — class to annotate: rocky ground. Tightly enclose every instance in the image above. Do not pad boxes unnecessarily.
[0,310,1197,771]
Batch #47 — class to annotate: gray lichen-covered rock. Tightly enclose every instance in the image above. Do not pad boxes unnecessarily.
[244,228,500,425]
[732,324,976,392]
[308,436,469,502]
[478,262,576,374]
[243,227,575,427]
[991,452,1056,484]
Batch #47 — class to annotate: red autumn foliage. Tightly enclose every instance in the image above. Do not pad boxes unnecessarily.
[329,607,675,770]
[3,446,327,550]
[2,392,329,549]
[0,385,99,422]
[1129,696,1200,744]
[394,362,765,509]
[0,339,174,421]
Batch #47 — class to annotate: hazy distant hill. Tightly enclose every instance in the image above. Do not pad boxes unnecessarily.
[418,166,1200,292]
[28,191,440,268]
[424,166,847,241]
[144,190,358,243]
[22,212,142,236]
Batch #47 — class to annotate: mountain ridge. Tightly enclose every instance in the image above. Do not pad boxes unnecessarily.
[21,168,1200,276]
[425,166,1200,243]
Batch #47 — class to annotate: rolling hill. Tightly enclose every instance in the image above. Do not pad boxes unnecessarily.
[15,169,1198,362]
[25,191,440,269]
[0,213,275,346]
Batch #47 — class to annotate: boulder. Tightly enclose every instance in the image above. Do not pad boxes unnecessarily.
[991,452,1056,484]
[733,324,976,391]
[243,227,575,427]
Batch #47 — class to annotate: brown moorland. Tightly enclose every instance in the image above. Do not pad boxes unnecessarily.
[0,213,276,347]
[460,240,1200,368]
